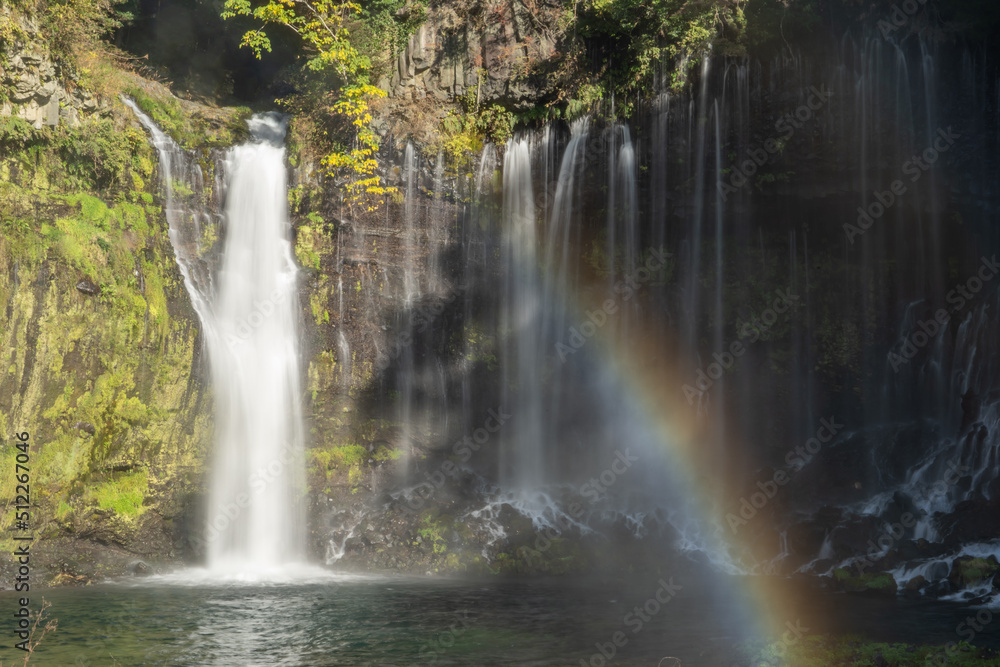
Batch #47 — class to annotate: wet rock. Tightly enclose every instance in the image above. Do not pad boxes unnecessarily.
[48,573,89,587]
[925,560,951,581]
[937,495,1000,546]
[948,555,999,589]
[894,539,950,562]
[923,578,952,598]
[72,421,95,436]
[75,279,100,295]
[904,574,926,592]
[811,558,836,573]
[831,568,898,596]
[128,560,152,576]
[960,390,981,433]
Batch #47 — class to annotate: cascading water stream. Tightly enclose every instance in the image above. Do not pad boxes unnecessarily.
[208,114,305,572]
[126,101,306,575]
[500,136,544,490]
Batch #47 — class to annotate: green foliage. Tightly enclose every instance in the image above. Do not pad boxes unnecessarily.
[351,0,426,79]
[564,83,605,120]
[0,6,31,49]
[475,104,515,145]
[125,87,248,150]
[87,471,149,518]
[454,76,515,147]
[570,0,748,101]
[42,0,135,60]
[373,444,402,461]
[295,223,323,270]
[743,0,821,55]
[0,117,41,149]
[418,510,452,555]
[222,0,396,210]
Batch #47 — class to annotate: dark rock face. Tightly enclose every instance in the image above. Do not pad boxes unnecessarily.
[936,497,1000,546]
[75,279,101,295]
[376,0,566,139]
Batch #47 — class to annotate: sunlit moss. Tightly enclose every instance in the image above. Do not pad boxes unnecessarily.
[87,471,149,518]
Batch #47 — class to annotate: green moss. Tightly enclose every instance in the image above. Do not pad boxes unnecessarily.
[55,501,73,520]
[832,568,898,595]
[124,86,248,151]
[373,445,402,462]
[87,471,149,518]
[0,104,211,548]
[953,557,999,586]
[295,224,322,271]
[418,510,452,555]
[310,444,369,470]
[433,111,484,179]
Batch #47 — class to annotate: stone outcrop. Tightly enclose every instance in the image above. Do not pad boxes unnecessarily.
[375,0,565,138]
[0,15,102,128]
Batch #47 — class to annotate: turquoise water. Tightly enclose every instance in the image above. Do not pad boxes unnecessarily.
[1,572,993,666]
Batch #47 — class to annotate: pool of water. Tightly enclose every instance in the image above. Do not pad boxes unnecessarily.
[2,570,994,666]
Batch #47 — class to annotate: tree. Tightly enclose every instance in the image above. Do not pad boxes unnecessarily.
[222,0,395,211]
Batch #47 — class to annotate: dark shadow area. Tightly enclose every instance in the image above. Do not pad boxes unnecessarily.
[113,0,299,103]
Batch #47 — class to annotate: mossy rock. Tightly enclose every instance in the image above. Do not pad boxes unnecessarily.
[948,555,999,589]
[832,568,898,596]
[48,573,90,587]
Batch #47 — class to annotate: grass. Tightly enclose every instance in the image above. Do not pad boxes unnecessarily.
[953,557,999,586]
[311,445,369,470]
[87,471,149,518]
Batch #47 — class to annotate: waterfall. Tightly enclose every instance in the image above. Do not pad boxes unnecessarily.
[500,136,544,489]
[126,101,306,574]
[208,114,305,571]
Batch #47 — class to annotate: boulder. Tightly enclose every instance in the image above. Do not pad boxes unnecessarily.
[76,279,100,295]
[948,555,999,589]
[831,567,898,596]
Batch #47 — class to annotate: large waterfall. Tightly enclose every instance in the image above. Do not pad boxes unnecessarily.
[205,115,305,571]
[121,26,1000,601]
[126,102,306,574]
[325,29,1000,596]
